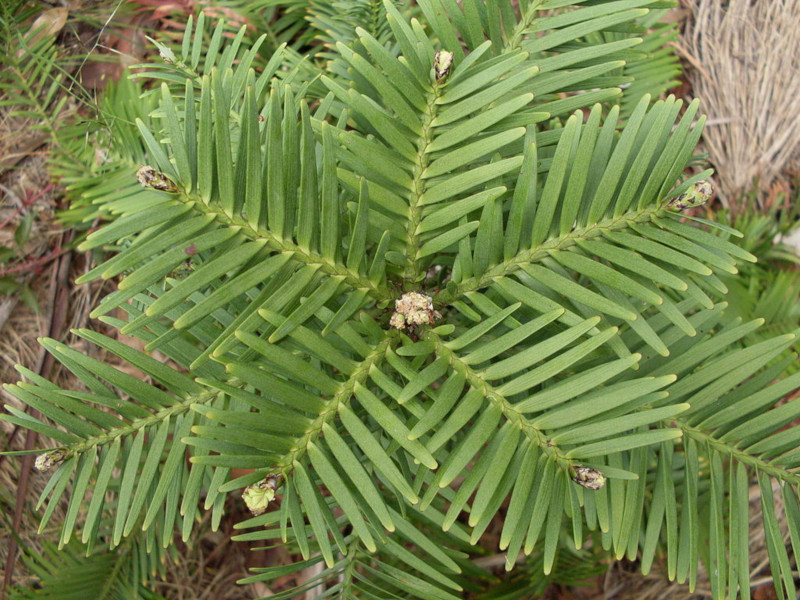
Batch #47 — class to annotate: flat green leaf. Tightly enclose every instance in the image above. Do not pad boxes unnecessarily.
[293,461,336,567]
[321,423,395,531]
[498,326,621,397]
[123,415,171,536]
[355,384,437,469]
[408,371,466,440]
[339,404,419,504]
[520,263,637,321]
[566,429,683,459]
[417,221,479,258]
[307,441,376,551]
[437,404,501,488]
[551,404,689,445]
[422,156,524,205]
[515,353,641,413]
[462,308,564,365]
[482,314,599,379]
[60,445,97,546]
[428,94,533,153]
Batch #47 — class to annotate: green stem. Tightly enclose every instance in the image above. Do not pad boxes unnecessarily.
[68,390,218,456]
[430,332,571,468]
[369,0,382,39]
[341,540,362,593]
[681,424,800,486]
[506,0,545,51]
[190,196,393,301]
[404,87,441,285]
[437,206,661,304]
[276,336,392,472]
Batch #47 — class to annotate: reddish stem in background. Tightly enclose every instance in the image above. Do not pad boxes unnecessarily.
[0,183,54,230]
[1,225,73,597]
[0,246,65,277]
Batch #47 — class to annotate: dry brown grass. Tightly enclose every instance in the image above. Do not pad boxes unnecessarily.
[680,0,800,212]
[602,479,792,600]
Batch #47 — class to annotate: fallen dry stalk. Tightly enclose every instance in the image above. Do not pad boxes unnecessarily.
[682,0,800,211]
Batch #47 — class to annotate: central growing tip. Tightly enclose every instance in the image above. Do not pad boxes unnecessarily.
[389,291,441,330]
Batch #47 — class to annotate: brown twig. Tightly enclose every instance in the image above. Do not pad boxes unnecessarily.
[0,132,49,178]
[1,228,73,599]
[0,246,67,277]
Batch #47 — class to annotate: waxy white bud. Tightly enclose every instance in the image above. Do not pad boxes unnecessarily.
[390,292,441,330]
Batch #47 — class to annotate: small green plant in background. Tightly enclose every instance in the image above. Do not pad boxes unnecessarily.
[714,199,800,371]
[0,207,39,313]
[0,1,71,314]
[4,2,800,599]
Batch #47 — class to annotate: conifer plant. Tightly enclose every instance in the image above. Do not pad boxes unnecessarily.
[5,2,800,599]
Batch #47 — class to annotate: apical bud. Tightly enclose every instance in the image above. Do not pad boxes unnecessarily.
[570,466,606,490]
[158,46,177,65]
[242,475,281,516]
[668,180,713,211]
[136,165,178,193]
[434,50,454,82]
[389,312,406,330]
[390,292,441,330]
[34,448,72,472]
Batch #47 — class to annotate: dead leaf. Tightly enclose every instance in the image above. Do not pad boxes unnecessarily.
[17,7,68,58]
[78,59,123,91]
